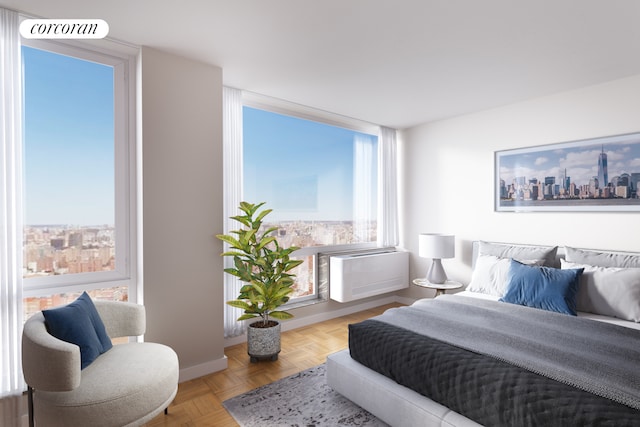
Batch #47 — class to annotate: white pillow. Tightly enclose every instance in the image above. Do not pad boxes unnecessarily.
[467,255,540,297]
[561,259,640,322]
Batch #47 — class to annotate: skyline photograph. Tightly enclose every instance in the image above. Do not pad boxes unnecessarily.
[498,133,640,188]
[497,132,640,211]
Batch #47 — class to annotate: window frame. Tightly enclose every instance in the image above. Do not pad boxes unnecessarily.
[242,92,380,305]
[19,36,138,302]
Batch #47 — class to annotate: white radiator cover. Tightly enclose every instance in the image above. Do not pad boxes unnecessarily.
[329,251,409,302]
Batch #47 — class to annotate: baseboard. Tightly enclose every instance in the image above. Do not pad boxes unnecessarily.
[179,355,228,382]
[224,295,409,348]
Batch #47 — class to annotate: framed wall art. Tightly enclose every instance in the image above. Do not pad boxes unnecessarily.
[495,132,640,212]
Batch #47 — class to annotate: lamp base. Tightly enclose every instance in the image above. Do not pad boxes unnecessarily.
[426,259,448,284]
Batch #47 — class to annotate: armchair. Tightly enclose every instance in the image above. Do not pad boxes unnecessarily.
[22,300,179,427]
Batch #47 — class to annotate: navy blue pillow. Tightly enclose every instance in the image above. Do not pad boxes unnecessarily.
[77,292,113,353]
[43,292,112,369]
[500,259,584,316]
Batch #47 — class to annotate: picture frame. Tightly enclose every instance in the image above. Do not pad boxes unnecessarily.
[495,132,640,212]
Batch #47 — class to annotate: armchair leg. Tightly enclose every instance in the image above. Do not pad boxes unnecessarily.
[165,407,168,415]
[28,386,34,427]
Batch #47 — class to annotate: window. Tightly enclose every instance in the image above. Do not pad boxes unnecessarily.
[242,103,379,302]
[20,39,136,320]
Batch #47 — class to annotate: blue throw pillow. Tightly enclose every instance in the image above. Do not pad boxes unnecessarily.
[43,292,112,369]
[500,259,584,316]
[77,292,113,353]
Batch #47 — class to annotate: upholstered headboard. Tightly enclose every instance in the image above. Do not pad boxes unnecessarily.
[469,241,640,323]
[472,241,640,270]
[471,241,564,269]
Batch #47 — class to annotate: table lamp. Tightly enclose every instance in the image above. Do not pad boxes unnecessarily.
[419,233,455,284]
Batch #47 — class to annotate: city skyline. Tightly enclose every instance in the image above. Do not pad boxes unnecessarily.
[499,136,640,191]
[23,224,115,278]
[22,219,375,311]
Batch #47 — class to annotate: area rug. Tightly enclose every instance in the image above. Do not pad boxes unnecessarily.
[223,364,389,426]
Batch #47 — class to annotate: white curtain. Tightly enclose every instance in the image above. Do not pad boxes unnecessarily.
[0,6,25,424]
[377,126,399,247]
[353,135,376,242]
[222,87,246,338]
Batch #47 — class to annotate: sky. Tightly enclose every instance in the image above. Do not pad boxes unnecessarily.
[243,107,378,222]
[498,135,640,187]
[22,45,378,226]
[22,45,114,226]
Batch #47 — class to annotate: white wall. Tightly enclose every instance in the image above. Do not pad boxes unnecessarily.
[137,46,405,375]
[139,47,226,380]
[400,74,640,299]
[136,50,640,373]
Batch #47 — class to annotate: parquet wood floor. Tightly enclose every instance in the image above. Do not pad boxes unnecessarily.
[145,302,403,427]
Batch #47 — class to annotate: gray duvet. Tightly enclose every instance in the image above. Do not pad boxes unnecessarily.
[374,295,640,410]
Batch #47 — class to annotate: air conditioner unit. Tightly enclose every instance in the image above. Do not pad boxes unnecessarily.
[329,250,409,302]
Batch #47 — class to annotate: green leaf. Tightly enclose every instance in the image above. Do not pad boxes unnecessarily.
[280,246,300,255]
[216,234,241,248]
[272,287,293,300]
[255,207,273,223]
[284,259,304,272]
[250,282,266,296]
[227,300,252,310]
[230,214,251,228]
[261,226,279,237]
[256,236,276,251]
[269,311,293,320]
[220,250,246,257]
[222,268,241,278]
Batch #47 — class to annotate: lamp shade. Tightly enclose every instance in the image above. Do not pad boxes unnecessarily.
[418,234,455,259]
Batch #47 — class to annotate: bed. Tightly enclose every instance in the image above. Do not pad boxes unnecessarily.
[326,241,640,426]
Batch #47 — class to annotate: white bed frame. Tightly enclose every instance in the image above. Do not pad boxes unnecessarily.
[327,349,480,427]
[326,242,640,426]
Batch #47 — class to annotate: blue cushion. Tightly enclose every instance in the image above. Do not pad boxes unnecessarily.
[77,292,113,353]
[499,259,584,316]
[43,292,111,369]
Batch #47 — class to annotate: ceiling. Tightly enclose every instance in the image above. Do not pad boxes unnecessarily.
[5,0,640,129]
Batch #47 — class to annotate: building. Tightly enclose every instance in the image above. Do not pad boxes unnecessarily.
[598,146,609,189]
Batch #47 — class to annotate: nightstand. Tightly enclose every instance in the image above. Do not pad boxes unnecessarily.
[412,279,463,297]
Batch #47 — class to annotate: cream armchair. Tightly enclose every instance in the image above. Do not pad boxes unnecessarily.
[22,300,179,427]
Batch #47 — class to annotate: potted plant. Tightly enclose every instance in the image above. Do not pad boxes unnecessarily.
[217,201,303,362]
